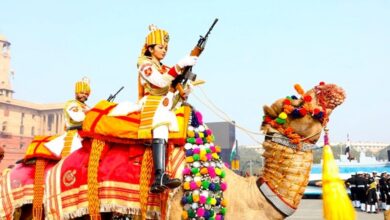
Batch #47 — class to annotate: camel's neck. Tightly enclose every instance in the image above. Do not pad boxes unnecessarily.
[259,139,313,216]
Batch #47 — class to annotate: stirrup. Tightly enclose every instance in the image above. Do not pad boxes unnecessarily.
[150,175,168,194]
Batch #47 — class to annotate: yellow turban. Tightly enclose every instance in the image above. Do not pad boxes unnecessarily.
[141,24,169,55]
[75,77,91,95]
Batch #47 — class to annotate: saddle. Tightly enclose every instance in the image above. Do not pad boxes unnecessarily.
[81,100,191,144]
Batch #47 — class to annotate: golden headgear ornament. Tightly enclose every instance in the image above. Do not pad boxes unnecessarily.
[141,24,169,55]
[75,77,91,95]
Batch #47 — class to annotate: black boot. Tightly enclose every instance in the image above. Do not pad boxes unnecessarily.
[150,138,182,193]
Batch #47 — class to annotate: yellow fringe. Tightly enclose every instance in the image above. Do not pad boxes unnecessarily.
[87,139,105,220]
[61,129,77,157]
[32,159,46,220]
[139,148,153,220]
[322,145,356,220]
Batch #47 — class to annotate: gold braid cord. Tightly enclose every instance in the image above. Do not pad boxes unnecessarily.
[61,129,77,157]
[32,159,46,220]
[262,140,313,208]
[87,139,105,220]
[139,147,153,220]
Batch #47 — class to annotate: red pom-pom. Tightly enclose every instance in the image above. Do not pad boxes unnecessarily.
[303,95,312,102]
[264,116,272,123]
[299,108,307,116]
[313,108,320,115]
[319,81,325,85]
[283,99,291,105]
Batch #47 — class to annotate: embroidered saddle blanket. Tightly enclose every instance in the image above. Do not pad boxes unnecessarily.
[44,139,186,220]
[81,100,191,142]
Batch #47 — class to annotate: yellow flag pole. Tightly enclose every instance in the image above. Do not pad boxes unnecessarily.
[322,128,356,220]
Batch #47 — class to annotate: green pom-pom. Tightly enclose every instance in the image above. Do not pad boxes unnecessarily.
[187,137,196,144]
[221,207,227,215]
[188,209,196,218]
[193,154,200,161]
[220,170,226,178]
[206,197,213,205]
[209,210,215,217]
[214,183,221,191]
[209,217,215,220]
[191,167,200,174]
[275,118,286,124]
[187,195,193,203]
[206,148,212,153]
[202,181,210,189]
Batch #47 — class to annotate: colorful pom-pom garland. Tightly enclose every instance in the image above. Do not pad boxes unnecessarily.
[182,110,227,220]
[262,82,328,146]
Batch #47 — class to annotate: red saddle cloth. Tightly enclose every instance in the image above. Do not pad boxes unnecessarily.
[0,162,57,218]
[45,138,186,219]
[0,135,60,219]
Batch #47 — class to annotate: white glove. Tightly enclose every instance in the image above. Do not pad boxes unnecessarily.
[177,56,198,68]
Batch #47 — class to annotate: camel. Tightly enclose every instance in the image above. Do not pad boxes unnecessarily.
[0,82,345,220]
[169,82,346,220]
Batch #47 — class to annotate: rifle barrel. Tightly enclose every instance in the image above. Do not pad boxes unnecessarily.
[204,18,219,38]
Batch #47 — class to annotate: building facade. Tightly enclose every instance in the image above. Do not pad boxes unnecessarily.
[206,121,236,164]
[0,35,64,171]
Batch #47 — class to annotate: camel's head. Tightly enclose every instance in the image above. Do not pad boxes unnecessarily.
[262,82,345,144]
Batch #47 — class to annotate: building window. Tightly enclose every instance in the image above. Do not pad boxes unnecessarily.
[31,126,35,136]
[48,114,54,131]
[4,109,9,117]
[2,121,7,131]
[20,125,24,135]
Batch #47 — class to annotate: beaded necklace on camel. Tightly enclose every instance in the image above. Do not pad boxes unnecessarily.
[263,82,329,148]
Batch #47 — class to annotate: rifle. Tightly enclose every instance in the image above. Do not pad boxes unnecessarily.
[171,18,218,98]
[107,86,124,102]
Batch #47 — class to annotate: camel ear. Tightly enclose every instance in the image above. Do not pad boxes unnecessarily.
[263,105,278,118]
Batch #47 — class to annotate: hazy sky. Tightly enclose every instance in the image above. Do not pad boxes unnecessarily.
[1,1,389,145]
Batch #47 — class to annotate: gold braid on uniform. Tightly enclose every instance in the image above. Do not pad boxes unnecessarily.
[32,159,47,220]
[139,147,153,220]
[87,139,105,220]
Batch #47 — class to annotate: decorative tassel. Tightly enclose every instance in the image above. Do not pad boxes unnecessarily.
[294,84,305,96]
[322,128,356,220]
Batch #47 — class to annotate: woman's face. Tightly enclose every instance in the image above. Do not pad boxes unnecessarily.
[150,44,167,61]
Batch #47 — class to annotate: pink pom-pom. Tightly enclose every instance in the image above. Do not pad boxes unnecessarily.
[195,138,203,145]
[216,214,222,220]
[206,153,212,161]
[195,111,203,124]
[206,129,212,135]
[197,207,205,217]
[183,167,191,175]
[193,148,200,154]
[210,145,216,153]
[199,195,206,204]
[221,182,227,191]
[208,167,216,178]
[190,181,198,190]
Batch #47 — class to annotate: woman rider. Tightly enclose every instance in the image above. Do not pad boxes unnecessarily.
[137,25,198,193]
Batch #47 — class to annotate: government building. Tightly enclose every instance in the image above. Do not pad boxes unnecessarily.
[0,35,64,171]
